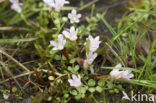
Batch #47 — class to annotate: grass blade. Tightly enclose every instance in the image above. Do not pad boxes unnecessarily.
[101,67,139,72]
[0,38,37,44]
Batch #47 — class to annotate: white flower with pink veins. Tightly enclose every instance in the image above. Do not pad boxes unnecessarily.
[83,52,97,68]
[62,26,78,41]
[50,34,66,50]
[43,0,69,11]
[68,9,82,24]
[110,64,134,80]
[9,0,22,13]
[87,35,101,52]
[68,74,82,87]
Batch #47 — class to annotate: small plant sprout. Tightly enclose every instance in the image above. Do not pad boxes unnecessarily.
[50,34,66,50]
[68,74,82,87]
[62,26,78,41]
[110,64,134,80]
[43,0,69,11]
[68,9,82,24]
[87,35,101,52]
[9,0,22,13]
[83,52,97,68]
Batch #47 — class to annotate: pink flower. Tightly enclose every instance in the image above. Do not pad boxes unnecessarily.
[9,0,22,13]
[110,64,134,80]
[50,34,66,50]
[87,35,101,52]
[83,52,97,68]
[68,74,82,87]
[62,26,78,41]
[68,9,81,23]
[43,0,69,11]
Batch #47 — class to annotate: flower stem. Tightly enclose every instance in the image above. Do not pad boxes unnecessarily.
[96,77,112,80]
[9,80,16,100]
[61,49,69,62]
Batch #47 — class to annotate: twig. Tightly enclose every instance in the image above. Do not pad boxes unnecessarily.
[0,49,30,72]
[54,74,68,83]
[28,72,43,92]
[0,60,48,84]
[78,0,99,11]
[0,71,34,84]
[0,69,66,84]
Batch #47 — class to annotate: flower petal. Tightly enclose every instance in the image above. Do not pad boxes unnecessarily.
[63,31,70,38]
[58,34,64,43]
[115,64,122,68]
[71,9,76,15]
[70,26,75,33]
[50,41,57,47]
[68,79,74,86]
[68,14,72,19]
[64,0,69,4]
[77,14,82,18]
[72,74,77,80]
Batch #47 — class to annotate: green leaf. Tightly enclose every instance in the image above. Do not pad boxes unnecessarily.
[67,66,73,72]
[61,6,77,10]
[86,40,90,54]
[70,90,77,96]
[48,76,54,81]
[96,86,103,93]
[0,0,9,13]
[151,58,156,70]
[49,50,58,55]
[70,58,76,64]
[98,80,105,87]
[89,87,95,93]
[114,88,119,93]
[96,13,102,20]
[101,66,139,72]
[54,55,61,60]
[74,65,80,71]
[64,94,69,98]
[0,38,37,44]
[62,17,68,22]
[98,20,137,55]
[109,90,114,94]
[75,94,81,100]
[88,79,96,87]
[48,97,52,101]
[79,87,87,94]
[101,18,117,36]
[107,82,113,89]
[8,11,37,25]
[131,79,156,89]
[12,87,17,93]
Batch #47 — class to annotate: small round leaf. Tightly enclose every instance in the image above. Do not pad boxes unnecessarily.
[88,79,96,87]
[89,87,95,93]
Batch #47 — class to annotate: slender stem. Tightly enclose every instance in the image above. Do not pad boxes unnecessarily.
[61,49,69,62]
